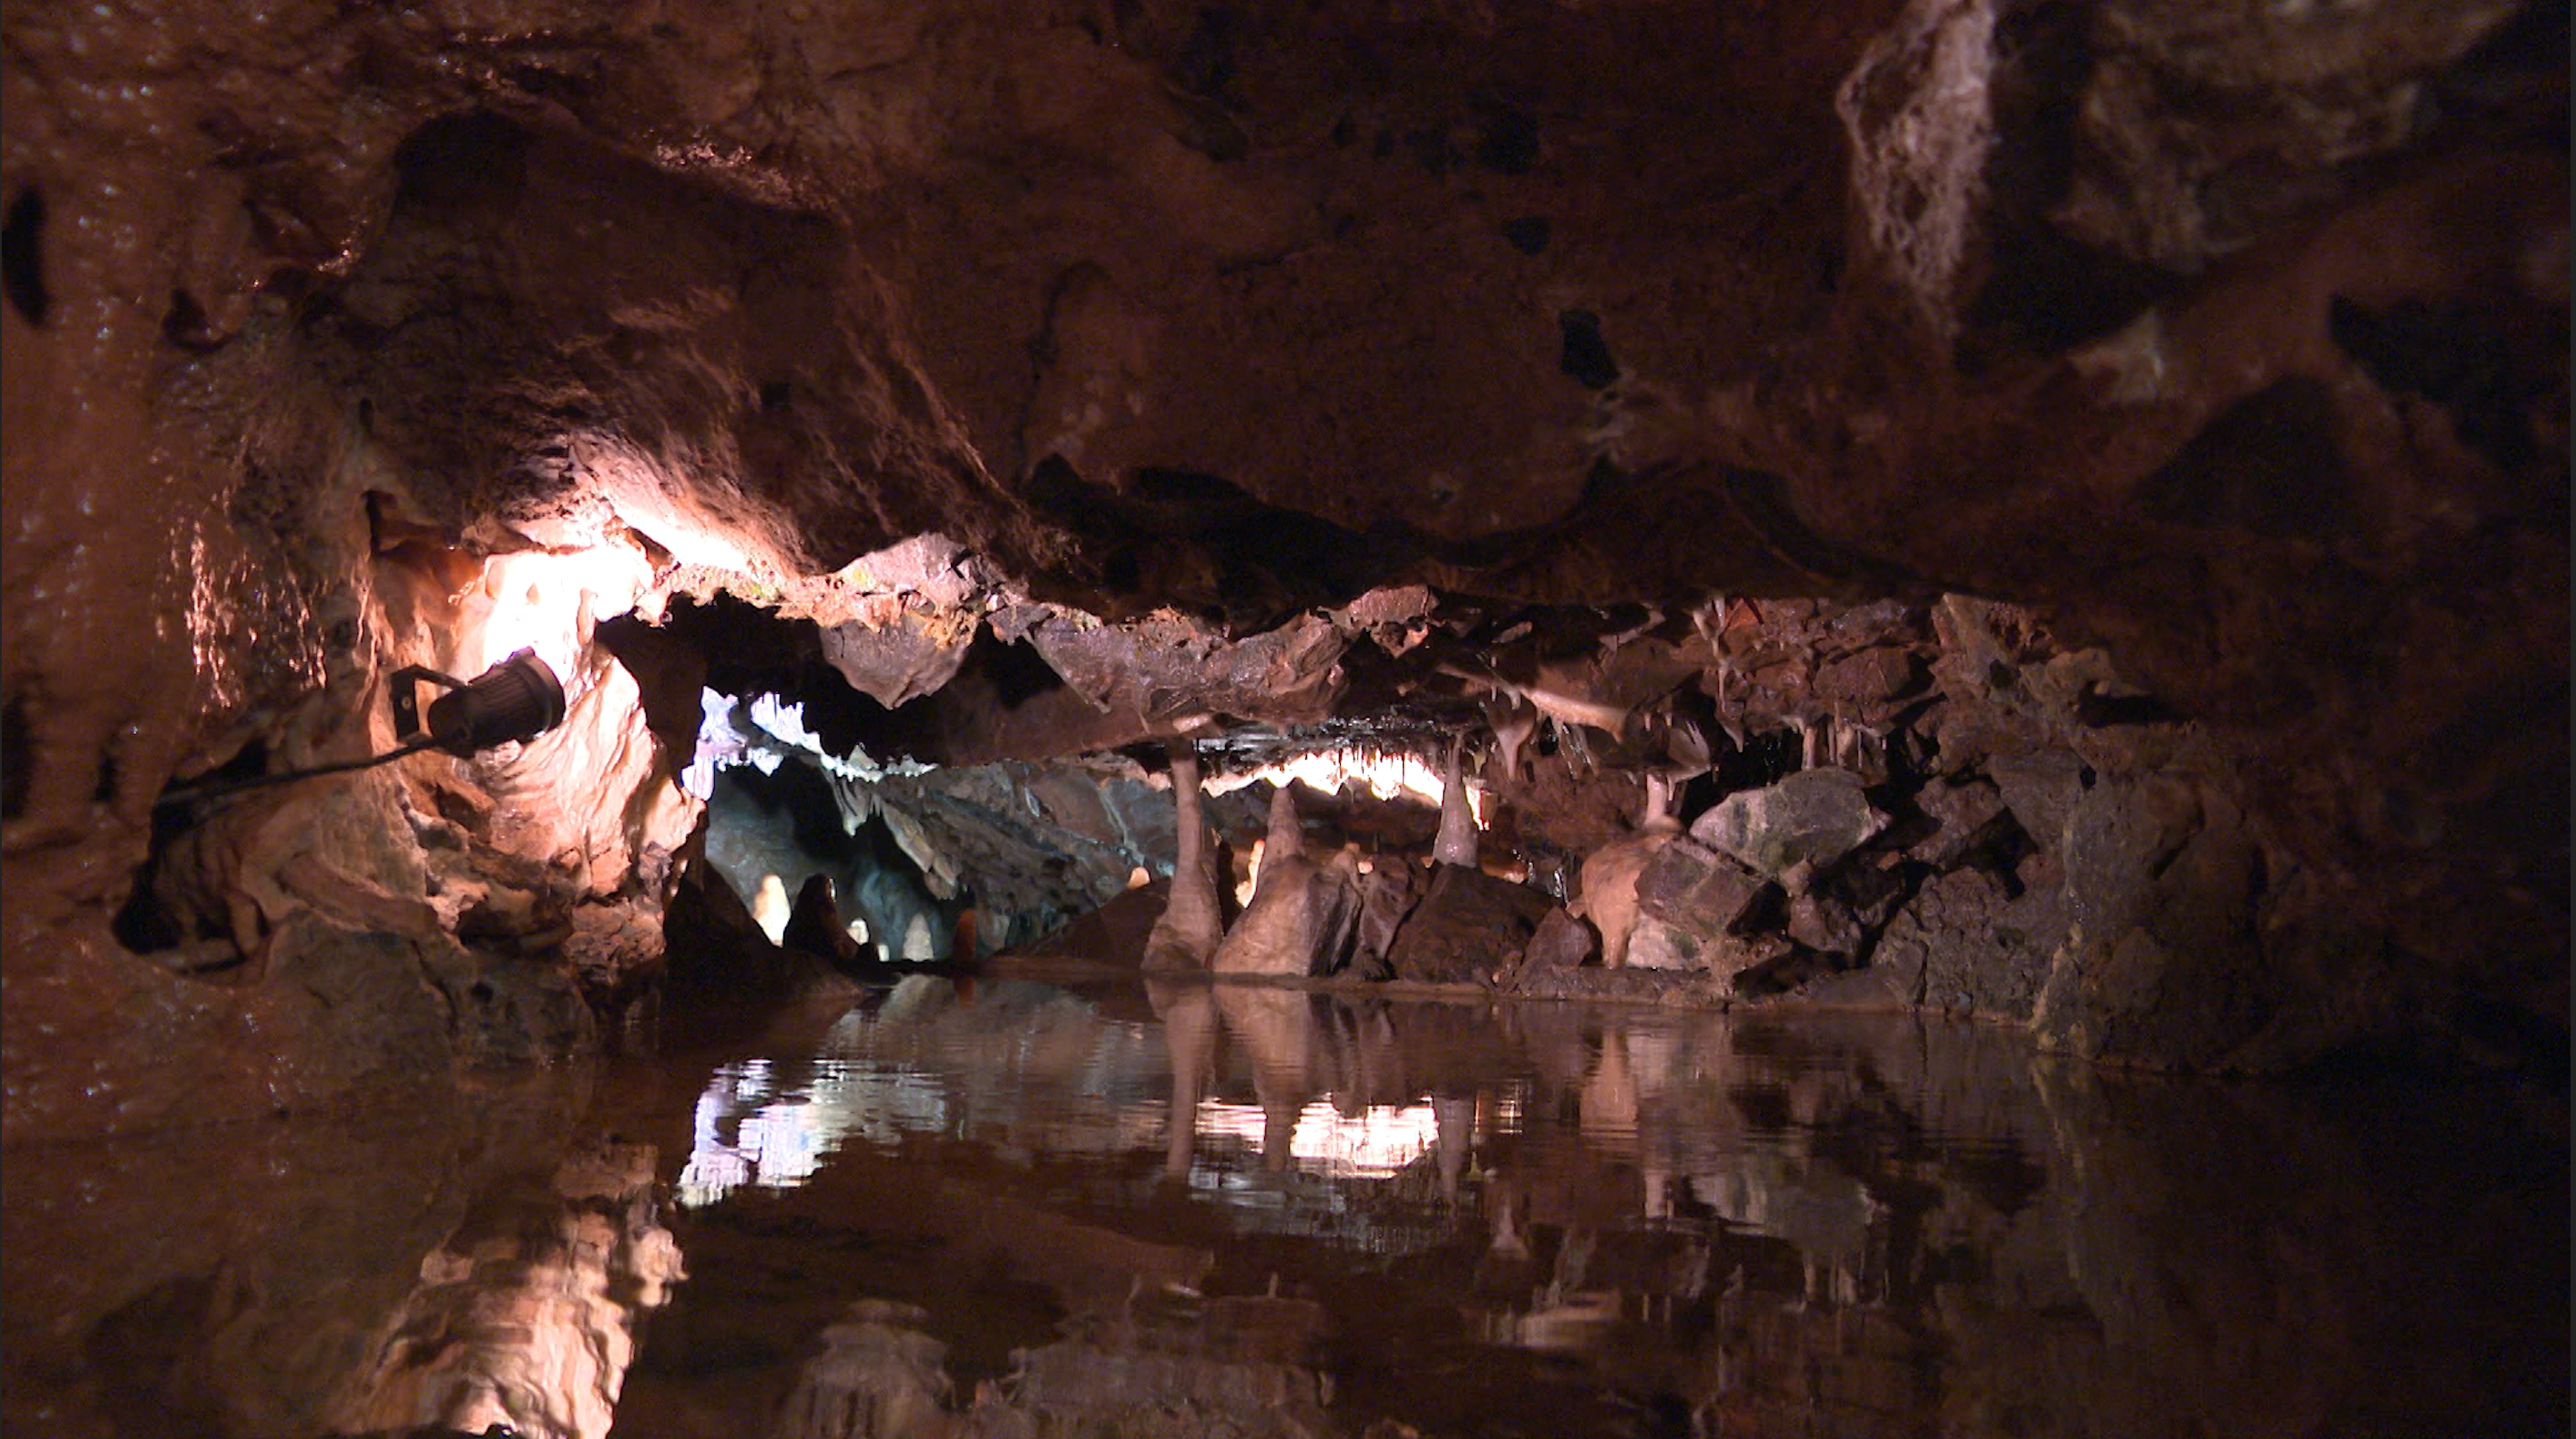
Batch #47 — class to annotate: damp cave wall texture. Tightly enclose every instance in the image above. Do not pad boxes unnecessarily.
[1,0,2566,1134]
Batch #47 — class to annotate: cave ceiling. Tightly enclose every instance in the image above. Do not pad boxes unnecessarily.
[1,1,2565,961]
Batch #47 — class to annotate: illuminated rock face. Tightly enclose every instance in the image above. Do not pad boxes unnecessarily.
[1,0,2564,1116]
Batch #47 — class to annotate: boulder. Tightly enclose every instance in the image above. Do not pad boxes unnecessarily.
[2030,781,2273,1069]
[1515,906,1600,977]
[1907,775,2012,870]
[1786,890,1864,958]
[1613,834,1783,979]
[1628,916,1792,982]
[1985,750,2091,852]
[1869,865,2068,1019]
[1635,838,1766,945]
[1794,962,1915,1007]
[1384,865,1556,985]
[1350,860,1429,979]
[1691,768,1886,879]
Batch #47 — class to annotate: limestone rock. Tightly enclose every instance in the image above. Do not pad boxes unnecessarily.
[0,0,2560,1140]
[1814,646,1922,712]
[1786,890,1865,959]
[1628,916,1793,983]
[1350,860,1430,981]
[1691,768,1886,879]
[1907,775,2011,870]
[1986,750,2092,853]
[2030,782,2273,1069]
[1516,905,1601,977]
[1867,866,2068,1021]
[1635,838,1767,949]
[818,607,976,709]
[1794,962,1914,1008]
[1384,865,1555,986]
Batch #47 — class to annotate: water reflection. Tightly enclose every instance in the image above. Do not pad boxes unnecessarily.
[3,980,2562,1439]
[327,1138,683,1439]
[635,975,2564,1439]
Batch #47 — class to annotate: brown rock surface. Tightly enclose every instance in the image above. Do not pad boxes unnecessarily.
[1383,862,1557,986]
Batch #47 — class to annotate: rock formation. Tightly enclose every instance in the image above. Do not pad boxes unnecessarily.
[1433,736,1483,870]
[1571,772,1688,970]
[0,0,2562,1132]
[1211,781,1361,979]
[1142,742,1224,972]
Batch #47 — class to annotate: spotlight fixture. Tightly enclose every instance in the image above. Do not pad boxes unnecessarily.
[154,648,569,815]
[390,648,567,757]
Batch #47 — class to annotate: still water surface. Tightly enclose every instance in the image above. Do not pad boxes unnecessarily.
[5,973,2565,1438]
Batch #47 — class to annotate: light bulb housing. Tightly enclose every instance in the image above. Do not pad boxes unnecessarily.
[391,648,567,757]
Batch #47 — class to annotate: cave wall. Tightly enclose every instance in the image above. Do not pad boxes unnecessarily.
[3,0,2564,1128]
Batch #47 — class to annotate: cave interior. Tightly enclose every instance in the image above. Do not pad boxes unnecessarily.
[3,2,2571,1435]
[1,0,2567,1122]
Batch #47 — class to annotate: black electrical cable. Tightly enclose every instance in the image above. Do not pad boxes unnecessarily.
[151,734,444,815]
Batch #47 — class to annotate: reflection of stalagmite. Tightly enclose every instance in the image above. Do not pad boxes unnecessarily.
[1487,1188,1529,1260]
[1435,1094,1479,1204]
[1315,1001,1408,1114]
[1211,781,1358,977]
[1579,1027,1641,1157]
[1570,772,1683,968]
[326,1139,682,1439]
[1214,985,1320,1171]
[1433,736,1480,868]
[1149,976,1220,1180]
[1144,742,1224,971]
[772,1300,953,1439]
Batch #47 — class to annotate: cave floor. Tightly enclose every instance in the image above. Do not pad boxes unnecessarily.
[3,975,2564,1439]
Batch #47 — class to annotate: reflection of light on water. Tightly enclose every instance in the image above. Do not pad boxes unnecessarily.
[1193,1099,1445,1179]
[1483,1290,1625,1352]
[676,1059,953,1208]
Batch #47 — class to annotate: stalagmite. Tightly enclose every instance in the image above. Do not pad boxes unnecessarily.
[1433,737,1481,869]
[751,873,793,945]
[1570,771,1686,969]
[1142,742,1225,972]
[1211,780,1360,977]
[900,913,935,962]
